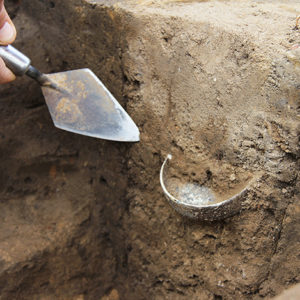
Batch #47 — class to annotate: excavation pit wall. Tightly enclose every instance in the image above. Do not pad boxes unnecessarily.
[1,0,299,299]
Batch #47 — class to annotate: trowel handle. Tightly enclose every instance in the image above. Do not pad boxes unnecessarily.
[0,45,31,76]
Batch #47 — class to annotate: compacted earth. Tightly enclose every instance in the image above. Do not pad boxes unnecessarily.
[0,0,299,299]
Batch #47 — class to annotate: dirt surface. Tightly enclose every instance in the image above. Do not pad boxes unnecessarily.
[0,0,299,299]
[1,3,130,299]
[274,283,300,300]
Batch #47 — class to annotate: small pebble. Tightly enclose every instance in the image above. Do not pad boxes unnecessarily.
[230,174,236,181]
[242,140,254,147]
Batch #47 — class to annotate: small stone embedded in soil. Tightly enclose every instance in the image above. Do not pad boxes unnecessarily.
[176,183,216,206]
[242,140,255,148]
[100,289,120,300]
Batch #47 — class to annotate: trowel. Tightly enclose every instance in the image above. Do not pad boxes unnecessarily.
[0,45,140,142]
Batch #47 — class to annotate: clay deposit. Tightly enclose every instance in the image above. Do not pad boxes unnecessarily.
[0,0,299,299]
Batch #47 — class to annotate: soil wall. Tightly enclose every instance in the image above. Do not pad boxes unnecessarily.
[0,0,299,299]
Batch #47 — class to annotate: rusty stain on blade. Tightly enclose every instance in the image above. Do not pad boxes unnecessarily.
[41,69,140,142]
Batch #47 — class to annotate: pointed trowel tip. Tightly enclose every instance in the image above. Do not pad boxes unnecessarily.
[121,125,140,142]
[131,132,140,142]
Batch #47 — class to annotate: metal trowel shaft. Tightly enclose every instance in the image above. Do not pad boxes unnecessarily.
[0,45,72,94]
[0,45,50,85]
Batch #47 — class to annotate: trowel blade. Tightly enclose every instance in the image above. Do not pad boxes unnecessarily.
[41,68,140,142]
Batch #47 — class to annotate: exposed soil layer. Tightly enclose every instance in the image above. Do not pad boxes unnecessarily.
[0,0,299,299]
